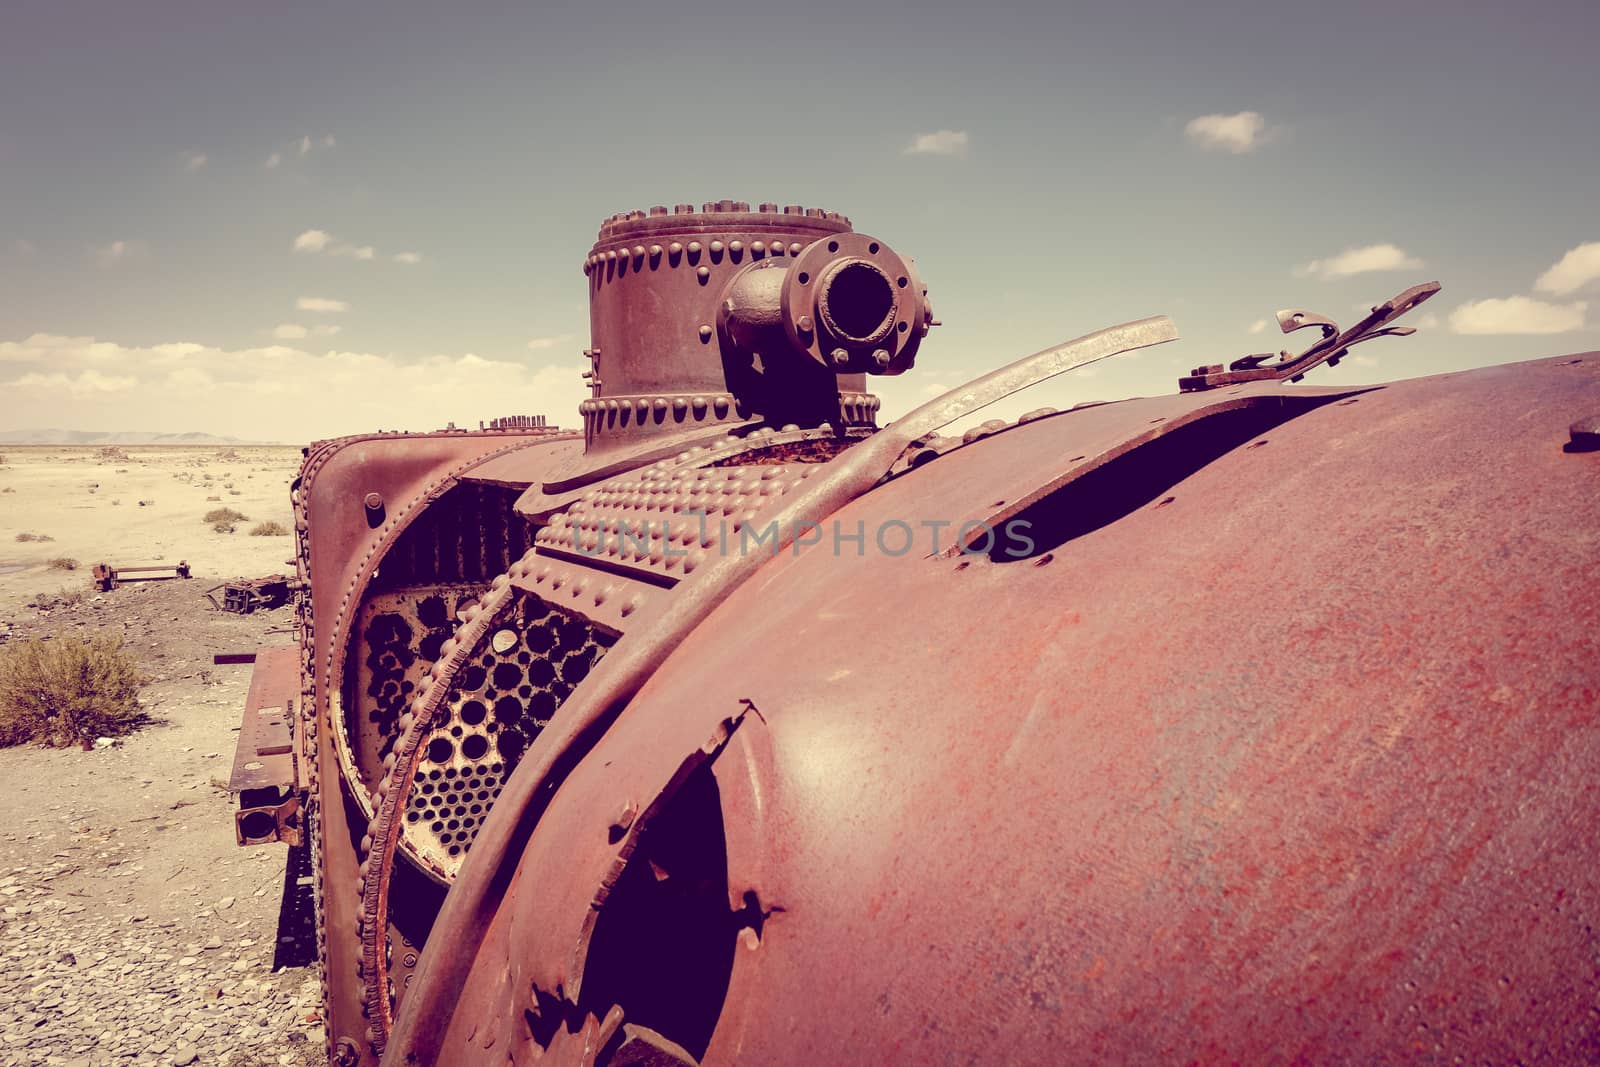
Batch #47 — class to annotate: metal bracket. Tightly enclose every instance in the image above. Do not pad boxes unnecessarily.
[1180,281,1440,391]
[226,645,306,847]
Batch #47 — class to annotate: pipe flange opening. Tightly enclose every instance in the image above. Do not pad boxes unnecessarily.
[818,259,897,347]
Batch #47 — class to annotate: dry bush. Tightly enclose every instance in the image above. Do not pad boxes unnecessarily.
[16,532,54,543]
[97,446,130,462]
[47,557,79,570]
[216,448,241,461]
[203,507,248,524]
[0,636,146,748]
[249,520,289,536]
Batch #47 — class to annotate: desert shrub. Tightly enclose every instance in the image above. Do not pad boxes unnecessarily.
[216,448,241,460]
[15,532,54,543]
[203,507,248,524]
[47,557,78,571]
[250,521,289,536]
[97,446,130,462]
[0,636,146,748]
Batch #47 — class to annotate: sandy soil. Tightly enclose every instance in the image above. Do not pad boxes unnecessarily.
[0,446,325,1067]
[0,446,300,605]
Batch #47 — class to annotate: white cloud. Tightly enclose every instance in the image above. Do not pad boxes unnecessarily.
[93,240,142,267]
[1534,241,1600,297]
[297,297,349,313]
[1416,312,1441,330]
[299,135,313,156]
[1350,354,1380,368]
[1185,111,1269,154]
[265,152,282,169]
[0,332,586,442]
[526,334,573,352]
[294,229,412,264]
[1296,243,1423,280]
[182,151,207,172]
[1248,319,1268,334]
[272,324,309,340]
[293,229,332,253]
[904,130,969,156]
[1449,296,1587,335]
[14,368,138,395]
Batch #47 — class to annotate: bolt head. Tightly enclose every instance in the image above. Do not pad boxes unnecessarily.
[830,348,850,368]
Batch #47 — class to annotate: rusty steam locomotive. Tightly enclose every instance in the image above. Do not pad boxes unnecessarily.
[226,200,1600,1065]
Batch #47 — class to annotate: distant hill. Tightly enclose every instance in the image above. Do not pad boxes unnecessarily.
[0,429,274,445]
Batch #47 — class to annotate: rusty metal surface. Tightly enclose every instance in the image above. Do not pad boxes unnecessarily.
[92,560,191,591]
[566,202,897,483]
[288,428,578,1065]
[229,645,302,845]
[206,574,295,614]
[401,353,1600,1065]
[380,315,1180,1063]
[264,191,1598,1067]
[300,433,576,798]
[1180,280,1438,390]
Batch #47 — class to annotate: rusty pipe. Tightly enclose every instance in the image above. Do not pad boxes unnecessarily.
[717,232,932,379]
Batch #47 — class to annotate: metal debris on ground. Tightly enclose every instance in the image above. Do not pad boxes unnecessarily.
[205,575,295,614]
[92,560,192,591]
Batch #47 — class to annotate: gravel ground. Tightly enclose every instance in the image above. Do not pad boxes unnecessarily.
[0,579,324,1067]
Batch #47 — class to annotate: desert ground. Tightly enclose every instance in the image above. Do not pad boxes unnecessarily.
[0,446,324,1067]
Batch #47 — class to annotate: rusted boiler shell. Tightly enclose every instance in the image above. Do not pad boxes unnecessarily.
[411,353,1600,1064]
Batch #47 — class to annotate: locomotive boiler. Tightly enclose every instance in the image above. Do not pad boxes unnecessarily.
[226,200,1600,1065]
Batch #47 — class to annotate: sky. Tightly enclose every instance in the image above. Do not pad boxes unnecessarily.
[1,0,1597,442]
